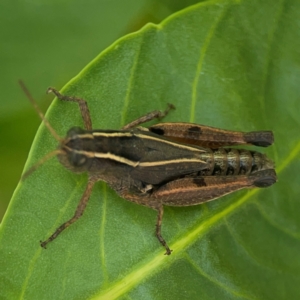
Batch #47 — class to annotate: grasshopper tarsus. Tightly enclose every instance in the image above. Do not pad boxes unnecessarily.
[156,235,172,255]
[40,225,65,249]
[46,87,55,95]
[163,103,176,117]
[40,215,82,250]
[46,87,68,100]
[165,249,173,255]
[40,227,63,248]
[155,225,172,255]
[40,240,48,249]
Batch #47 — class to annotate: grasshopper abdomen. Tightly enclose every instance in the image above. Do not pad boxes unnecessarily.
[198,148,274,176]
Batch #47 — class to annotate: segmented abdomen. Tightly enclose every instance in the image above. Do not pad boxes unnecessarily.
[199,148,274,176]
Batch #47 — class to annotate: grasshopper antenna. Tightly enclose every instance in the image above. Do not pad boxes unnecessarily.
[18,80,62,143]
[21,149,64,181]
[19,80,64,181]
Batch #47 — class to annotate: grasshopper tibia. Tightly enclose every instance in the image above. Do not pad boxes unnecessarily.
[155,206,172,255]
[122,103,175,130]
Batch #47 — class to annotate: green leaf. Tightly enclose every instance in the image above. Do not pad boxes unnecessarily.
[1,0,300,299]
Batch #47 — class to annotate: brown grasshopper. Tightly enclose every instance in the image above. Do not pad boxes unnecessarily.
[20,81,277,255]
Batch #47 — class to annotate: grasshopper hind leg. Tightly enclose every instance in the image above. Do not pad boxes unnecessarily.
[153,169,277,206]
[117,187,173,255]
[155,205,172,255]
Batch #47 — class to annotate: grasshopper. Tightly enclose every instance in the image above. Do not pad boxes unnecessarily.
[20,82,277,255]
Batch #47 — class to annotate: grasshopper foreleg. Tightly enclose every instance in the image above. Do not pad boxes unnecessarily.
[122,103,175,130]
[47,87,93,131]
[40,177,96,248]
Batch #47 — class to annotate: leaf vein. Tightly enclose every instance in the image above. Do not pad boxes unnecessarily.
[99,183,109,282]
[120,36,143,127]
[190,5,227,123]
[254,201,300,240]
[184,253,257,300]
[258,0,286,124]
[224,216,283,272]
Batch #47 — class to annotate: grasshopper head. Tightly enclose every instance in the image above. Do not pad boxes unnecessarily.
[58,127,94,173]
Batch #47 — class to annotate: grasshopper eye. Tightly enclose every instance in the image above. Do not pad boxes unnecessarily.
[70,153,88,167]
